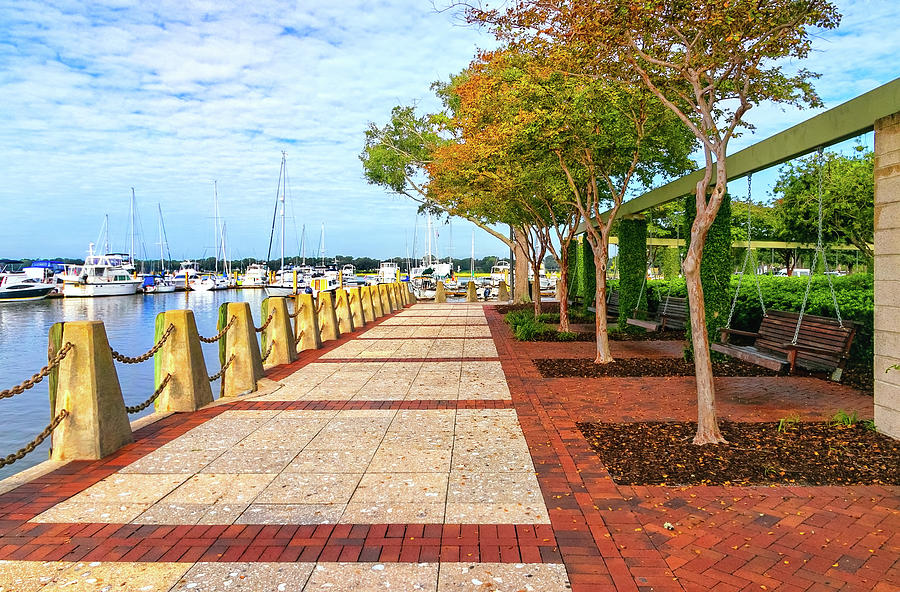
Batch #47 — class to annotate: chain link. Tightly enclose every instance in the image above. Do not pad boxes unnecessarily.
[208,354,235,382]
[199,316,236,343]
[125,374,173,414]
[288,308,301,319]
[255,310,276,333]
[261,341,275,363]
[0,409,69,468]
[295,329,305,345]
[110,324,175,364]
[0,342,73,401]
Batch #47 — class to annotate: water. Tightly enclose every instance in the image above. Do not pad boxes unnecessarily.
[0,288,267,482]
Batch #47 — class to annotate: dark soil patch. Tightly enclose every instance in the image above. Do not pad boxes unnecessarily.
[842,364,873,396]
[578,420,898,486]
[609,330,685,342]
[535,357,779,378]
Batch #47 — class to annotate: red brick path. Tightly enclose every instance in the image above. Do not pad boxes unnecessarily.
[485,306,899,591]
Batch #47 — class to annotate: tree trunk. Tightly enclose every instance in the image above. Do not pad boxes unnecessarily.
[558,250,570,332]
[683,246,726,444]
[532,269,542,317]
[513,228,531,303]
[593,248,613,364]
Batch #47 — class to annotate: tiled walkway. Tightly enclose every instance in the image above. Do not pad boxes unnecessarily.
[0,302,897,591]
[0,303,569,591]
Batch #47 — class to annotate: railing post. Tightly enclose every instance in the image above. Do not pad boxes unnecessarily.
[379,283,395,313]
[394,282,406,307]
[294,293,322,352]
[498,280,510,302]
[153,310,213,412]
[466,281,477,302]
[360,285,376,322]
[347,286,367,327]
[406,283,418,304]
[334,289,355,334]
[219,302,264,398]
[261,297,297,369]
[435,281,447,303]
[317,291,341,342]
[48,321,133,460]
[370,284,385,318]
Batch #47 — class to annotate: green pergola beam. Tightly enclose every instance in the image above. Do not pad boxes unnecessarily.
[581,77,900,228]
[608,237,868,251]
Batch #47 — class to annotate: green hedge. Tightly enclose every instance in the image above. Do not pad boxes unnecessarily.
[684,193,733,348]
[618,218,647,329]
[566,236,596,308]
[644,274,874,367]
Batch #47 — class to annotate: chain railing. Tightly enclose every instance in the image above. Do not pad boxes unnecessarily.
[288,307,301,319]
[109,324,175,364]
[261,341,275,363]
[208,354,235,382]
[199,316,237,343]
[125,373,173,414]
[255,310,276,333]
[295,330,305,345]
[0,342,73,401]
[0,409,69,469]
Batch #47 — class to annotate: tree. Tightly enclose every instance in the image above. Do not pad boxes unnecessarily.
[773,148,874,258]
[471,0,840,443]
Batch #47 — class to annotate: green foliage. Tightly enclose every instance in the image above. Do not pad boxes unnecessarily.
[777,412,801,433]
[556,331,578,342]
[644,274,874,366]
[684,193,733,347]
[514,319,553,341]
[618,218,647,329]
[505,309,581,341]
[773,149,874,257]
[660,247,681,280]
[830,410,874,430]
[566,236,596,307]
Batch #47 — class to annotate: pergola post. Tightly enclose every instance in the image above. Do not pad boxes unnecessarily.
[874,112,900,439]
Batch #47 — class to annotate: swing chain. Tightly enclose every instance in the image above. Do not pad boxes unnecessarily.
[725,174,766,330]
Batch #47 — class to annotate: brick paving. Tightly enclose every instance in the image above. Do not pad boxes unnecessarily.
[0,301,896,591]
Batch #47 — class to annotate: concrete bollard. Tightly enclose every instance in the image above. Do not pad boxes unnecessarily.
[435,281,447,303]
[294,293,322,353]
[498,280,510,301]
[391,282,403,308]
[334,289,355,334]
[407,283,418,304]
[379,283,395,313]
[48,321,133,460]
[400,282,410,305]
[260,297,297,369]
[360,285,377,321]
[466,281,477,302]
[371,284,385,318]
[347,286,367,327]
[219,302,265,398]
[316,291,341,342]
[153,310,213,413]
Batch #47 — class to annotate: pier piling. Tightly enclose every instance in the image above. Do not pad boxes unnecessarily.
[48,321,133,460]
[316,291,341,342]
[370,284,385,318]
[260,297,297,369]
[219,302,264,398]
[435,281,447,303]
[347,287,367,327]
[379,284,395,313]
[153,310,213,412]
[498,280,510,302]
[334,289,355,334]
[293,293,322,353]
[466,281,477,302]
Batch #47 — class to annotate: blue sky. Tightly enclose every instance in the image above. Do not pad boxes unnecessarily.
[0,1,898,262]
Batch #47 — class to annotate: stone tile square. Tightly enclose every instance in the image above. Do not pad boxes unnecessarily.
[236,503,345,524]
[75,473,189,504]
[132,501,210,525]
[451,447,535,473]
[0,560,75,592]
[437,563,569,591]
[303,562,438,592]
[285,449,375,473]
[163,473,275,505]
[119,447,222,474]
[349,472,447,504]
[255,473,362,504]
[339,501,445,524]
[447,472,545,504]
[196,502,250,525]
[201,450,297,474]
[444,502,550,524]
[367,448,451,473]
[35,561,189,591]
[172,562,315,591]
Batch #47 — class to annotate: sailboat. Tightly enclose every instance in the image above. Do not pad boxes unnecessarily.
[143,204,176,293]
[265,153,299,297]
[191,181,229,291]
[409,215,453,299]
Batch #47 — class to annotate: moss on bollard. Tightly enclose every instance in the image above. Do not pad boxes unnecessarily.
[334,289,355,334]
[294,293,322,353]
[498,280,510,301]
[221,302,265,398]
[317,291,341,342]
[435,281,447,303]
[153,309,213,412]
[466,281,477,302]
[260,297,297,369]
[347,286,367,327]
[49,321,134,460]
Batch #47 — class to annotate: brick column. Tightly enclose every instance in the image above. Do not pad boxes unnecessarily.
[874,112,900,439]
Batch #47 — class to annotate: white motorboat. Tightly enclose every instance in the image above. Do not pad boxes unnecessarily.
[142,275,176,293]
[243,263,269,286]
[61,246,142,297]
[190,273,228,292]
[490,260,511,286]
[0,261,55,302]
[173,260,200,289]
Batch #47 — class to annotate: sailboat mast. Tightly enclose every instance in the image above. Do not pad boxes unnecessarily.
[213,181,220,275]
[300,224,306,265]
[319,223,325,266]
[157,204,165,273]
[130,188,136,263]
[280,152,286,275]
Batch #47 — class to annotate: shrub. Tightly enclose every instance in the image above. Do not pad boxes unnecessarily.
[556,331,578,342]
[514,318,553,341]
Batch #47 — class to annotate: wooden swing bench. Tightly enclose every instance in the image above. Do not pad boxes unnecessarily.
[626,295,688,331]
[711,310,856,381]
[585,290,620,320]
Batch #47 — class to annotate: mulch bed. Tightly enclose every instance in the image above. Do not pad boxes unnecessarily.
[578,420,899,486]
[535,357,779,378]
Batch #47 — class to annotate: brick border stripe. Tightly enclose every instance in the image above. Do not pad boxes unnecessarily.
[229,400,513,411]
[314,357,501,363]
[0,522,559,564]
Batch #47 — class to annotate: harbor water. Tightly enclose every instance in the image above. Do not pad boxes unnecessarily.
[0,289,267,482]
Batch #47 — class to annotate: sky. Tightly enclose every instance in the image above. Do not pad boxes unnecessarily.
[1,0,898,262]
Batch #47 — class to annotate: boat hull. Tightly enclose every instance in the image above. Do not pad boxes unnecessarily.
[264,285,296,298]
[0,286,55,302]
[144,284,176,294]
[63,281,141,297]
